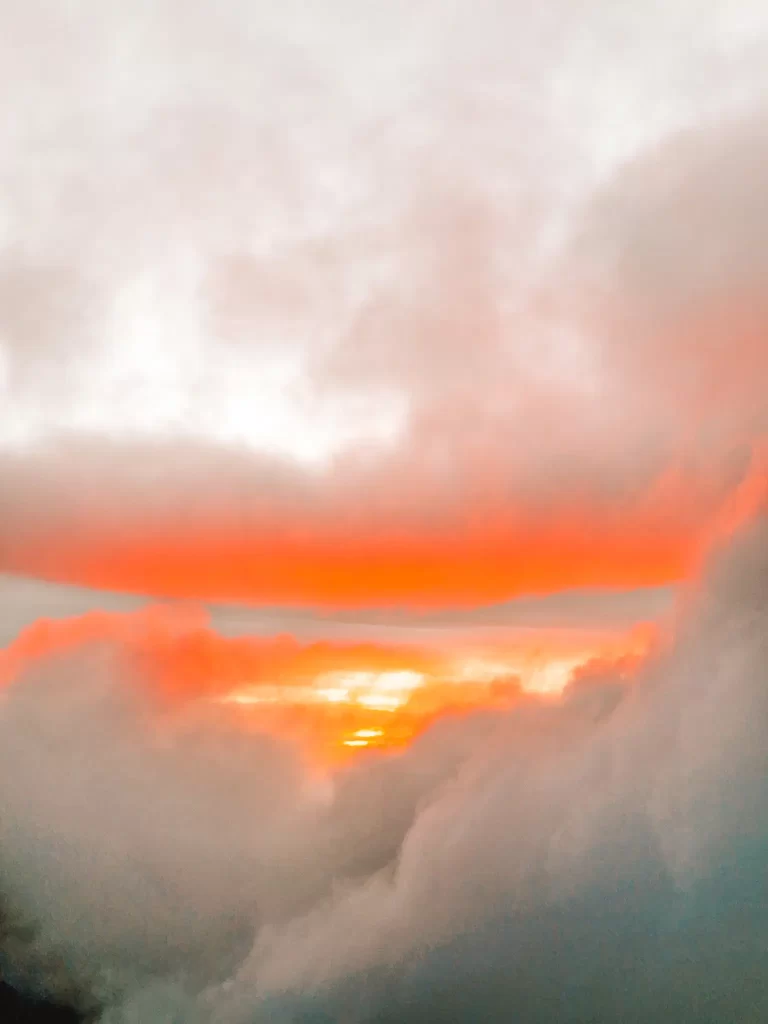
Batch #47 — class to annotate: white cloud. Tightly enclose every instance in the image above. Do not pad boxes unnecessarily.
[1,0,767,477]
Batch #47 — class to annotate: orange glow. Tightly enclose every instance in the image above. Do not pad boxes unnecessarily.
[0,605,657,760]
[4,500,709,609]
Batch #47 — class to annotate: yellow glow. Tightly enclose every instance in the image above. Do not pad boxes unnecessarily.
[354,728,383,738]
[525,655,589,693]
[315,686,350,703]
[314,669,424,711]
[355,694,402,711]
[223,693,268,705]
[453,658,516,683]
[451,653,593,695]
[343,739,370,747]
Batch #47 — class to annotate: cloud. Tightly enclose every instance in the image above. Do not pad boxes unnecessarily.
[2,4,768,1019]
[1,2,767,605]
[199,508,768,1021]
[0,508,765,1020]
[0,605,515,1014]
[0,429,747,606]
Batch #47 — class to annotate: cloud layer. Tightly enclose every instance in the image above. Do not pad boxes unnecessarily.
[1,1,767,603]
[0,509,765,1021]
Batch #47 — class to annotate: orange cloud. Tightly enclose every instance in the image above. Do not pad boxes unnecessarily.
[6,503,703,610]
[0,603,655,761]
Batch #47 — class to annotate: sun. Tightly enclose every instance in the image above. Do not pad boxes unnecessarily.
[343,728,385,748]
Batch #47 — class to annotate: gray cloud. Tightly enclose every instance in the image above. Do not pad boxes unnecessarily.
[0,572,675,651]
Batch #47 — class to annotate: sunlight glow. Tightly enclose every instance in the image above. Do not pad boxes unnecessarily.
[355,693,402,711]
[203,625,654,759]
[314,669,424,711]
[316,687,350,703]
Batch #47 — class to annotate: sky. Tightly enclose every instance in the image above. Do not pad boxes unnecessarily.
[1,1,768,1021]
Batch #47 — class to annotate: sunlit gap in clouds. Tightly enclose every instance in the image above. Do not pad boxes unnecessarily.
[315,668,424,710]
[216,627,652,756]
[0,572,664,765]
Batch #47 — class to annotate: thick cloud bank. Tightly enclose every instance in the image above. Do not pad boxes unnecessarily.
[0,511,766,1021]
[1,2,768,606]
